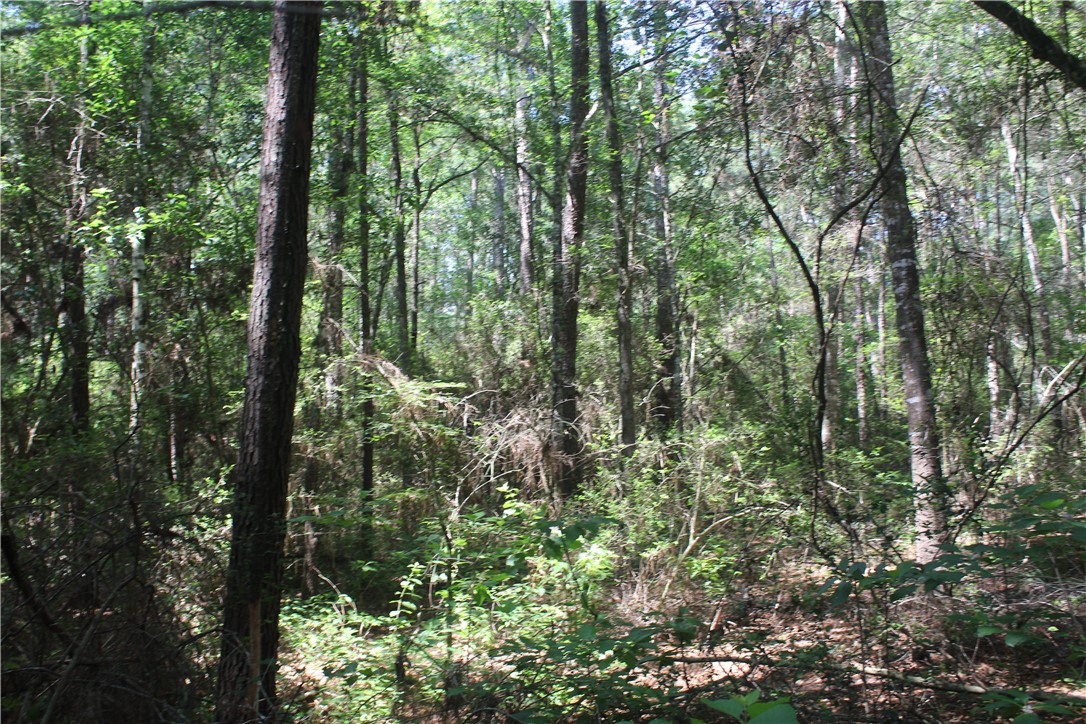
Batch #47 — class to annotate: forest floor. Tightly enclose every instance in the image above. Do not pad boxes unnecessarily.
[280,560,1086,723]
[608,564,1086,723]
[676,595,1085,722]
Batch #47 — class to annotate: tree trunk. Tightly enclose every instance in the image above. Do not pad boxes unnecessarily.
[872,264,888,408]
[320,121,349,407]
[650,8,681,438]
[821,333,840,452]
[1047,178,1072,290]
[854,278,870,448]
[1001,117,1054,363]
[855,0,947,564]
[979,181,1007,442]
[767,231,793,410]
[130,1,155,436]
[358,38,373,354]
[63,1,92,434]
[355,36,376,555]
[493,165,507,297]
[214,3,322,720]
[551,0,589,498]
[515,81,534,295]
[821,0,858,453]
[542,0,564,283]
[302,85,352,598]
[411,123,423,358]
[466,171,478,306]
[596,0,635,457]
[388,89,410,373]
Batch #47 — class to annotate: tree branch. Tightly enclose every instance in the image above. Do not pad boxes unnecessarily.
[974,1,1086,91]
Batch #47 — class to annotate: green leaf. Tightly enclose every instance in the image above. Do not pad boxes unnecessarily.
[1011,714,1040,724]
[890,583,918,602]
[1033,492,1066,509]
[749,703,799,724]
[1004,631,1031,647]
[830,581,853,607]
[472,583,492,605]
[704,698,745,719]
[977,625,1003,637]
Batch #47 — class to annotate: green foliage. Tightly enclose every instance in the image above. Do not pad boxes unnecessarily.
[3,0,1085,721]
[978,688,1082,724]
[703,690,798,724]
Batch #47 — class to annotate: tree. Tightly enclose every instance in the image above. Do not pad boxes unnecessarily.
[551,0,589,499]
[129,0,156,437]
[596,0,635,456]
[62,0,93,434]
[853,0,948,564]
[388,83,411,372]
[214,2,322,720]
[649,4,682,438]
[355,26,378,549]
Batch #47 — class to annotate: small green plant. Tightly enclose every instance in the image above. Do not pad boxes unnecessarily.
[701,690,798,723]
[978,688,1082,723]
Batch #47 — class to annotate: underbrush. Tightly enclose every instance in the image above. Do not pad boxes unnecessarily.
[274,458,1085,722]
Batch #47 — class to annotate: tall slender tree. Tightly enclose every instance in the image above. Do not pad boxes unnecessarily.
[215,2,322,720]
[129,0,156,437]
[596,0,635,456]
[388,89,411,372]
[62,0,93,434]
[552,0,590,498]
[650,5,681,438]
[853,0,947,563]
[356,32,377,512]
[514,71,535,296]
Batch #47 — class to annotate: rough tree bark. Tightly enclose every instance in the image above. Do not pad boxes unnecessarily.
[130,0,155,436]
[551,0,589,498]
[411,123,423,355]
[542,0,564,293]
[651,5,682,438]
[214,2,321,721]
[854,0,947,564]
[596,0,636,457]
[492,165,507,297]
[854,277,870,448]
[515,79,534,295]
[354,33,378,557]
[62,0,93,434]
[388,89,410,373]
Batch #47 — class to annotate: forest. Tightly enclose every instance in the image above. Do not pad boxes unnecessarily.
[1,0,1084,722]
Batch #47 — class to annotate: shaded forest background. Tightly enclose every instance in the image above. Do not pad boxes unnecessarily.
[2,0,1084,722]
